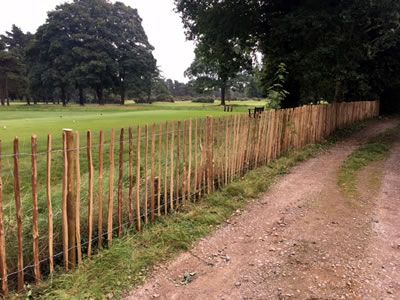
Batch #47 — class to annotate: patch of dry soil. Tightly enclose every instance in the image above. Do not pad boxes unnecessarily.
[125,119,399,300]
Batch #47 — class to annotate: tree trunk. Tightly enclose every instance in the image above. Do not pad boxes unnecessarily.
[334,80,344,102]
[220,83,227,106]
[5,76,9,106]
[120,84,126,105]
[96,87,104,105]
[27,97,31,105]
[79,87,85,106]
[0,77,4,106]
[61,87,67,106]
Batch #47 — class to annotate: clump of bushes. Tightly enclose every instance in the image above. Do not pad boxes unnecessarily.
[192,97,215,104]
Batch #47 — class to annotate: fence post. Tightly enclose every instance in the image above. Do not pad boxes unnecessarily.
[13,137,24,291]
[62,132,69,271]
[107,129,115,245]
[0,140,8,297]
[31,135,41,284]
[75,132,82,265]
[128,128,134,225]
[46,135,54,274]
[170,123,175,211]
[150,125,156,223]
[157,124,163,217]
[176,121,181,207]
[98,131,104,248]
[118,129,124,236]
[164,122,169,215]
[64,129,77,270]
[87,131,94,256]
[136,126,142,231]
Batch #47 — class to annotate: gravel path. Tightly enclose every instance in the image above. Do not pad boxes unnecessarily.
[125,119,399,300]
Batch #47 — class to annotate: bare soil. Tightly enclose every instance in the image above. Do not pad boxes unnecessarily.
[125,119,400,300]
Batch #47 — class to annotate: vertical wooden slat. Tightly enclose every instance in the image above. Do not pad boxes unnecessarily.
[62,132,69,271]
[31,135,41,285]
[224,118,229,185]
[230,116,236,182]
[164,122,169,215]
[14,137,24,290]
[200,119,206,196]
[46,135,54,274]
[136,127,142,231]
[176,121,181,207]
[107,129,115,246]
[98,130,104,248]
[75,132,82,265]
[194,119,199,198]
[170,123,175,211]
[144,125,149,224]
[128,128,134,226]
[150,125,156,223]
[157,124,163,217]
[0,140,8,296]
[187,120,192,202]
[210,118,215,192]
[65,130,76,270]
[206,117,211,194]
[182,121,187,206]
[87,131,94,257]
[117,129,124,237]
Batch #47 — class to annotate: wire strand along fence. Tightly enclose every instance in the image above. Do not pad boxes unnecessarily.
[0,100,379,295]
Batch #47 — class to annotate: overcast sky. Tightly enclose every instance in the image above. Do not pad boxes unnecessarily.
[0,0,195,82]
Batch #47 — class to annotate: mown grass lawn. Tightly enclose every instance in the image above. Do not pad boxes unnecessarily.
[0,100,268,150]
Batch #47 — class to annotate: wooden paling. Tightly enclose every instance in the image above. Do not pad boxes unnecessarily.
[0,140,8,296]
[0,101,381,294]
[87,131,94,256]
[31,135,41,284]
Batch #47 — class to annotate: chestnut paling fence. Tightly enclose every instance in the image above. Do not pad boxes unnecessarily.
[0,101,379,295]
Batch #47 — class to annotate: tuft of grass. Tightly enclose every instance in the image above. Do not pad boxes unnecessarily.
[18,120,373,299]
[338,126,400,199]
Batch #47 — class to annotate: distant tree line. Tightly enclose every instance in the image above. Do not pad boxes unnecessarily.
[176,0,400,111]
[0,0,159,106]
[0,0,265,107]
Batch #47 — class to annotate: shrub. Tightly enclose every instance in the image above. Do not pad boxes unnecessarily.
[192,97,215,104]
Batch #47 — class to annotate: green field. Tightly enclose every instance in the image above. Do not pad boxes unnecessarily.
[0,101,267,150]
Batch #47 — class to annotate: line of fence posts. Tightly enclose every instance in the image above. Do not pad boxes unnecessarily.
[0,101,379,296]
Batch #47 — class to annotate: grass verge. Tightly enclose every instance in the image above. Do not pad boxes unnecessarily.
[20,120,372,299]
[338,125,400,199]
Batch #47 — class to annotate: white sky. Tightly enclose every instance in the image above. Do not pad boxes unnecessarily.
[0,0,195,82]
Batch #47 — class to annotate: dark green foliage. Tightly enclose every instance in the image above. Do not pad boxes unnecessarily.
[178,0,255,105]
[176,0,400,109]
[192,97,215,103]
[0,25,32,105]
[150,77,174,102]
[26,0,157,105]
[266,63,289,109]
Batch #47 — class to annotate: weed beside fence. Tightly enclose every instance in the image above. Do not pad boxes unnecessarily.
[0,101,379,296]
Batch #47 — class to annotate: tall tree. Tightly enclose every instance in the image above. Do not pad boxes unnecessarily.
[0,25,32,105]
[27,0,157,105]
[176,0,254,105]
[176,0,400,109]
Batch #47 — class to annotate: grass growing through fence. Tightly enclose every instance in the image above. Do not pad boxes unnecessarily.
[338,125,400,199]
[24,120,371,299]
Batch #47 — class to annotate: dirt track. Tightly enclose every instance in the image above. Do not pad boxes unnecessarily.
[126,119,400,300]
